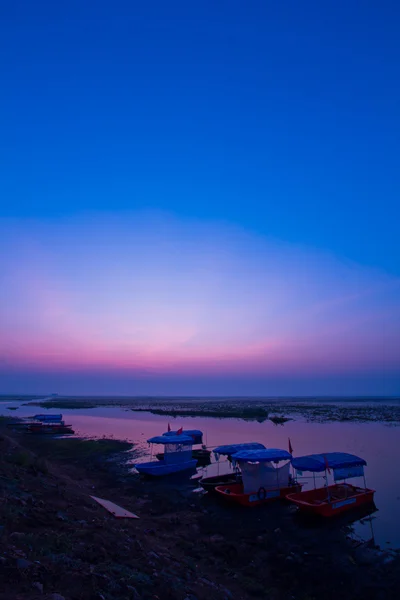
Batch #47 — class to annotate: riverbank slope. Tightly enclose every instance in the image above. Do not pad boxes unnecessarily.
[0,422,399,600]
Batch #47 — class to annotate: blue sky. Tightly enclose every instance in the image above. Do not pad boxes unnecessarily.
[1,2,399,395]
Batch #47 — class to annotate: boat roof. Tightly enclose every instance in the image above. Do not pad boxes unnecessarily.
[292,452,367,472]
[232,448,292,462]
[147,435,193,445]
[34,414,62,418]
[163,429,203,437]
[213,442,266,457]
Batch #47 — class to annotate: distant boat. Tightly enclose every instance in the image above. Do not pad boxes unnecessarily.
[27,422,74,435]
[287,452,375,517]
[33,414,63,422]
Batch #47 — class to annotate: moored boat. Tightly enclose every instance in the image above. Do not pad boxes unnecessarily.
[287,453,375,518]
[161,429,211,465]
[7,419,73,434]
[27,422,74,435]
[134,434,198,477]
[215,448,301,506]
[33,414,63,422]
[199,443,266,493]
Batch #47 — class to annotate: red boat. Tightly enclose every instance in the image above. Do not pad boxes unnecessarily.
[287,453,375,518]
[215,448,301,507]
[287,483,375,517]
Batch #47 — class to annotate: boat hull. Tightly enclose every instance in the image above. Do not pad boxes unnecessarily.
[215,482,302,506]
[27,424,74,435]
[156,449,211,466]
[287,483,375,517]
[135,459,198,477]
[200,473,241,494]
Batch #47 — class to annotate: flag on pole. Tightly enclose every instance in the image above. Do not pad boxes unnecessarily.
[288,438,293,455]
[167,423,171,432]
[324,455,331,474]
[177,427,183,435]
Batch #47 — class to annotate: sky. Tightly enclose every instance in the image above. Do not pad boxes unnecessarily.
[0,1,399,396]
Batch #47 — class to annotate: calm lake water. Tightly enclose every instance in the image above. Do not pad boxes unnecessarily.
[2,401,400,551]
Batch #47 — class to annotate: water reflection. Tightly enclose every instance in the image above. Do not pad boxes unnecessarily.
[1,401,400,550]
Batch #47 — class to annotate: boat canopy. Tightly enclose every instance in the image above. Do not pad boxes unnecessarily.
[292,453,367,472]
[213,442,266,460]
[147,435,193,445]
[232,448,292,463]
[33,414,63,421]
[163,429,203,444]
[232,449,292,492]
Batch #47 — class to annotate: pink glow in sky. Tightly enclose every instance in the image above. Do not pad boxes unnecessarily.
[1,213,399,395]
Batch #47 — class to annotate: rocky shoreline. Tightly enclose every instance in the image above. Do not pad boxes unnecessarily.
[1,419,400,599]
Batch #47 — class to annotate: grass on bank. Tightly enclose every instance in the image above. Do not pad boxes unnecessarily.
[25,437,134,462]
[1,418,133,461]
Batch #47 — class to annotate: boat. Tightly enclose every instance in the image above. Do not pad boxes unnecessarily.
[215,448,302,506]
[159,429,212,466]
[33,414,63,422]
[33,420,66,426]
[199,443,266,493]
[287,453,375,518]
[27,422,74,435]
[7,419,73,434]
[134,434,198,477]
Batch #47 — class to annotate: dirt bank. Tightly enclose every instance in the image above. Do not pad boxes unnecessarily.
[1,422,400,600]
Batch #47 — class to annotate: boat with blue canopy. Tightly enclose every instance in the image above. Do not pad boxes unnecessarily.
[287,452,375,517]
[157,429,211,465]
[134,434,198,477]
[199,443,266,493]
[33,414,63,422]
[215,448,302,506]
